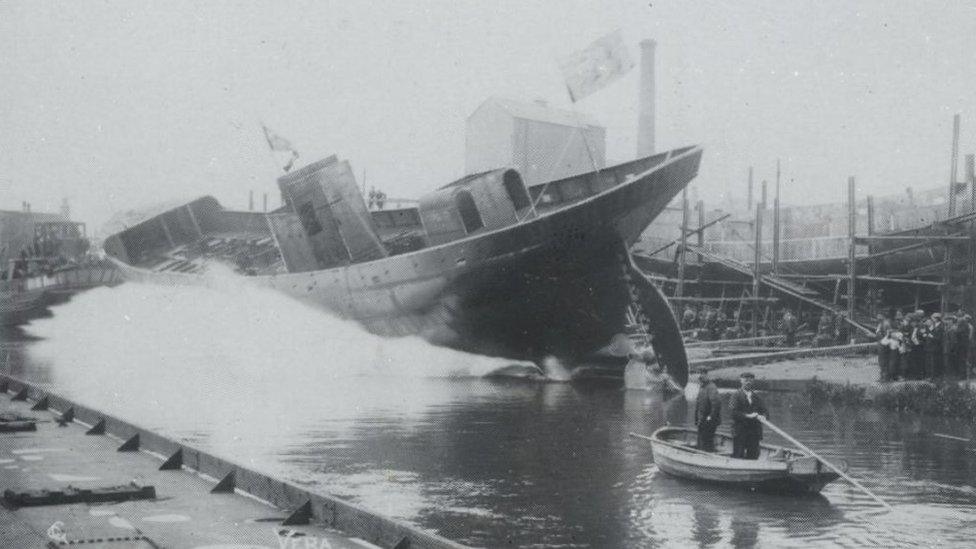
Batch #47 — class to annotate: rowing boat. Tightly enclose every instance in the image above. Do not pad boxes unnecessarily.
[635,426,844,494]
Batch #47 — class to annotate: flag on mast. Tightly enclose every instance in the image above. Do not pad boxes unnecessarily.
[261,123,300,172]
[559,30,635,102]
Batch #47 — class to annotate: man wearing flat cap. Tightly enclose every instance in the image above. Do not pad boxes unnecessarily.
[730,372,768,459]
[694,368,722,452]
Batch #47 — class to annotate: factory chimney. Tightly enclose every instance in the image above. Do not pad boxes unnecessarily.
[636,39,656,157]
[747,167,754,212]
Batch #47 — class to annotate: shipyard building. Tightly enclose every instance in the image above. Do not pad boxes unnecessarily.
[0,208,79,268]
[465,97,606,186]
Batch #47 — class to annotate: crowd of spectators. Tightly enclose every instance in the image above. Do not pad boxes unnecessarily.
[875,309,974,381]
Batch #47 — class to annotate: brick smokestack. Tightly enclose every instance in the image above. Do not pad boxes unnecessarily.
[637,39,656,157]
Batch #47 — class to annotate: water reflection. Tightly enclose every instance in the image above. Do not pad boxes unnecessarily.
[8,332,976,546]
[627,461,846,548]
[623,388,687,433]
[5,286,976,547]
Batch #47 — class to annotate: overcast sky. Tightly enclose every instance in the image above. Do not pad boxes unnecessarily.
[2,1,975,231]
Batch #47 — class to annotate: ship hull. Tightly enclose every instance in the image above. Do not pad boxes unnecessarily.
[109,146,702,376]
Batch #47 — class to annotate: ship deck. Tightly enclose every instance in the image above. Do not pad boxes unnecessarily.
[136,231,284,276]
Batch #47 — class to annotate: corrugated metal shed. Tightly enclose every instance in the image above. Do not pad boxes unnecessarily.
[465,97,606,187]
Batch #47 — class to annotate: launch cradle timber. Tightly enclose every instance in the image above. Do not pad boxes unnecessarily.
[103,146,702,379]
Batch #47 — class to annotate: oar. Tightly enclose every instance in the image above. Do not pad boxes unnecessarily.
[629,432,655,443]
[932,433,970,443]
[758,416,892,510]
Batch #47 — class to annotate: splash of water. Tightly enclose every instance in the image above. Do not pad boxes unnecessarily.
[541,356,572,382]
[26,273,534,382]
[623,359,651,390]
[19,274,541,469]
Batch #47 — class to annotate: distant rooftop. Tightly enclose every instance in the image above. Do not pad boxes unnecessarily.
[0,210,66,221]
[472,96,602,129]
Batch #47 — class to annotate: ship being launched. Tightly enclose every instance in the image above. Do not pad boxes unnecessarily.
[103,146,702,383]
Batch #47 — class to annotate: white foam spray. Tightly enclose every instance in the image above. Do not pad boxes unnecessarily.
[27,272,532,381]
[540,355,572,382]
[22,274,543,454]
[623,359,651,390]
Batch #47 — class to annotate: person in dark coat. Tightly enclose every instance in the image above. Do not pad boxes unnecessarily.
[875,315,892,381]
[950,314,970,379]
[814,311,834,347]
[716,308,729,339]
[904,315,921,380]
[694,368,722,452]
[946,316,961,379]
[833,313,848,345]
[730,372,768,460]
[781,310,798,347]
[908,315,925,380]
[925,313,945,379]
[703,307,719,341]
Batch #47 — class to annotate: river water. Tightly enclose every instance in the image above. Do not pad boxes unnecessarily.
[3,282,976,548]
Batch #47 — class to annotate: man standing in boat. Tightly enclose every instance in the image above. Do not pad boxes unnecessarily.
[694,368,721,452]
[730,372,768,460]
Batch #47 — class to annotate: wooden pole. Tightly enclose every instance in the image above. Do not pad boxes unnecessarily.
[855,235,970,243]
[966,154,975,287]
[947,114,960,218]
[773,159,781,275]
[753,202,763,337]
[967,154,975,215]
[761,180,768,209]
[932,433,970,442]
[645,213,731,256]
[697,200,705,248]
[737,287,747,325]
[866,195,876,318]
[942,241,952,314]
[758,417,892,510]
[856,276,944,286]
[668,296,778,303]
[676,189,689,298]
[644,275,752,286]
[248,190,254,212]
[697,200,705,297]
[942,237,952,375]
[848,177,856,343]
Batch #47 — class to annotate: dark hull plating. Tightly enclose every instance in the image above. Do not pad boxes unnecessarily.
[110,147,703,378]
